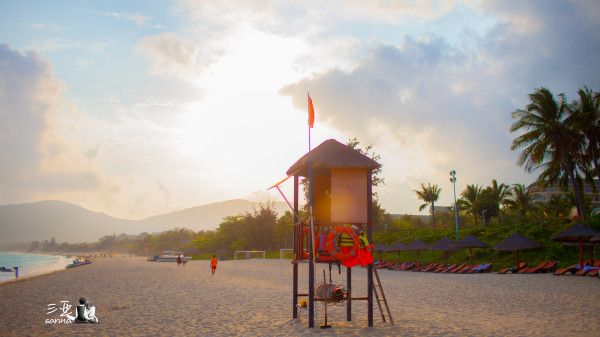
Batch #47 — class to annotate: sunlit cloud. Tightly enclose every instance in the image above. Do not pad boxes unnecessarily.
[99,11,151,25]
[0,0,598,219]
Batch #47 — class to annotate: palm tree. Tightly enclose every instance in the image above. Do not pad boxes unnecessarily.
[505,184,535,219]
[414,183,442,229]
[510,87,587,220]
[490,179,512,224]
[545,194,572,219]
[568,86,600,186]
[459,184,482,226]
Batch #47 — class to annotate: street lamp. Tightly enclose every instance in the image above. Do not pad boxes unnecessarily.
[481,209,487,228]
[450,170,458,241]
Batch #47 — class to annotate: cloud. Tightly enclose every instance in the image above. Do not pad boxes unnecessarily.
[100,11,151,25]
[0,44,116,207]
[136,32,202,79]
[279,0,600,212]
[28,37,81,53]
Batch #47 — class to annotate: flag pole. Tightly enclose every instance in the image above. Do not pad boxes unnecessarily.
[307,92,315,328]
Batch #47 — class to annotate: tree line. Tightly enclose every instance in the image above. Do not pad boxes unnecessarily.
[415,85,599,228]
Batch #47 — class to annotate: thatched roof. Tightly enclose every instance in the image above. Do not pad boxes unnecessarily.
[372,243,388,252]
[406,239,430,251]
[493,232,541,251]
[430,236,459,251]
[550,223,599,243]
[286,139,380,177]
[453,235,490,249]
[386,241,409,252]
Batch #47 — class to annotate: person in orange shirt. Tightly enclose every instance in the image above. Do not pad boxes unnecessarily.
[210,255,218,275]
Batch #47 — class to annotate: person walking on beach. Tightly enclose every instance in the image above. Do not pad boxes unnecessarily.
[177,254,182,266]
[182,255,187,267]
[210,255,218,275]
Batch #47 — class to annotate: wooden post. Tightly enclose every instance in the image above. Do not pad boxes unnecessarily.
[347,266,352,321]
[293,175,299,319]
[367,172,374,327]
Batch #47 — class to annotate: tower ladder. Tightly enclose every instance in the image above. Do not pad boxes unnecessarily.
[372,267,394,325]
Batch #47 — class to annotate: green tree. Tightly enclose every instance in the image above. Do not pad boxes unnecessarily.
[545,194,572,219]
[414,183,442,229]
[510,87,586,219]
[475,187,499,227]
[459,184,482,226]
[505,184,536,219]
[568,86,600,185]
[490,179,512,224]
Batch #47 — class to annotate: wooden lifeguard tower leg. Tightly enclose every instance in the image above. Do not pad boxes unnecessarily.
[293,176,299,319]
[367,173,374,327]
[347,267,352,321]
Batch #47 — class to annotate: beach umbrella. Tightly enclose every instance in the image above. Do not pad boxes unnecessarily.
[405,239,430,265]
[564,241,600,265]
[453,235,490,266]
[493,232,541,267]
[551,223,599,270]
[385,241,409,263]
[430,236,459,265]
[372,243,388,261]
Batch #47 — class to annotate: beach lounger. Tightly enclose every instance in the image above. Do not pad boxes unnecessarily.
[413,263,435,272]
[498,262,527,274]
[456,264,479,274]
[399,263,419,271]
[523,262,550,274]
[434,264,456,273]
[553,264,580,276]
[390,262,411,270]
[575,262,600,276]
[422,263,443,272]
[465,263,492,273]
[477,263,492,273]
[445,264,467,273]
[587,269,600,277]
[540,261,557,273]
[375,261,395,269]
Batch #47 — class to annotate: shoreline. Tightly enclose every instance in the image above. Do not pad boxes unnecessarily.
[0,256,598,336]
[0,251,75,285]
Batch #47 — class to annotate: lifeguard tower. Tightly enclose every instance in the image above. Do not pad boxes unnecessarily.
[286,139,381,327]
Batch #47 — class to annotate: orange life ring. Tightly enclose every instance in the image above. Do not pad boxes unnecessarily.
[325,225,360,262]
[302,227,320,259]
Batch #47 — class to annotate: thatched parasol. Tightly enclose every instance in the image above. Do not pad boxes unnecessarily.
[372,243,388,261]
[286,139,380,177]
[564,241,600,265]
[385,241,409,263]
[453,234,490,266]
[405,239,430,265]
[493,232,541,267]
[430,236,459,265]
[552,223,600,268]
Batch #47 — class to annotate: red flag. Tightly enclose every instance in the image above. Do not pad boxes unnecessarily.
[308,94,315,128]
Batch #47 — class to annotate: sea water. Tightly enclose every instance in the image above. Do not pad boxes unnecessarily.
[0,252,71,283]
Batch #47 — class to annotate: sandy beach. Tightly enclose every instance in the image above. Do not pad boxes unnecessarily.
[0,256,598,337]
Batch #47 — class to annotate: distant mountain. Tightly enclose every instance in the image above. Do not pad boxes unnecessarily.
[0,199,290,245]
[134,199,290,233]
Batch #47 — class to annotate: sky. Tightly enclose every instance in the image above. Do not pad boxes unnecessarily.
[1,0,599,220]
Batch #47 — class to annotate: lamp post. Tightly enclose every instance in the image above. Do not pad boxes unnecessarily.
[481,209,487,228]
[450,170,458,241]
